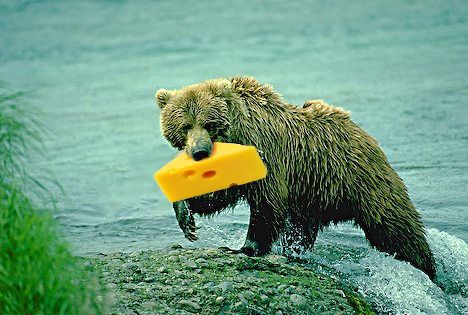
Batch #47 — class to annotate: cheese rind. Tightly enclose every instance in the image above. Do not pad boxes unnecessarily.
[154,142,267,202]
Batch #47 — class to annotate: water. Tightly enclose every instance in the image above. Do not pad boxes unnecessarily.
[1,0,467,313]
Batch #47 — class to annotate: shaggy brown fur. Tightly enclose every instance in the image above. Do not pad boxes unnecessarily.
[156,77,436,279]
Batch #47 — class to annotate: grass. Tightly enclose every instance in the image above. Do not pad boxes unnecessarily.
[0,88,104,314]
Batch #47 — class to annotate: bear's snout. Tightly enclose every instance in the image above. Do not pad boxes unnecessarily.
[191,147,210,161]
[186,127,213,161]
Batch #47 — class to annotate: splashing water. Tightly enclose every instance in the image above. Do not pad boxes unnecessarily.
[295,225,468,314]
[189,216,468,314]
[349,251,450,314]
[430,229,468,297]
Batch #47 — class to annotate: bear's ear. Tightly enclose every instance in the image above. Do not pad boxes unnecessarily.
[155,89,172,109]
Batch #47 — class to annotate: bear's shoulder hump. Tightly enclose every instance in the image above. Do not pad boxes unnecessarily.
[303,99,350,120]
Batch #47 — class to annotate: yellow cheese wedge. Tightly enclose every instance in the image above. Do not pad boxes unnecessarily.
[154,142,267,202]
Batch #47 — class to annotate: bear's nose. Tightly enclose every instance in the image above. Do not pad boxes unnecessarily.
[191,148,210,161]
[186,127,213,161]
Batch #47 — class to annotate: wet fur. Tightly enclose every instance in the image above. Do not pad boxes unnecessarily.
[156,77,436,279]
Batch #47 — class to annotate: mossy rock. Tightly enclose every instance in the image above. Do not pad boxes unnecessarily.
[91,246,375,314]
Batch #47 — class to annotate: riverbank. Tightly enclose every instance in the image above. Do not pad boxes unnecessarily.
[90,245,374,314]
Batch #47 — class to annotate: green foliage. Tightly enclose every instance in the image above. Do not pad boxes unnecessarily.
[0,89,104,314]
[0,91,42,180]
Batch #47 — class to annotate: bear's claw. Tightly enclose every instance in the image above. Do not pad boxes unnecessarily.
[173,200,199,242]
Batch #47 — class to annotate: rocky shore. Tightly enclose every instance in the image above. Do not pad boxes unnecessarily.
[90,245,375,314]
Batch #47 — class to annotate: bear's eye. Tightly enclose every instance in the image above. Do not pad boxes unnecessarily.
[204,122,218,134]
[180,125,191,135]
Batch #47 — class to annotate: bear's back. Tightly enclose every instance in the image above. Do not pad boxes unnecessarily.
[302,99,350,121]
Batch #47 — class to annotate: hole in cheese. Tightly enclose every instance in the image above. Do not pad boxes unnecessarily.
[202,170,216,178]
[183,170,196,178]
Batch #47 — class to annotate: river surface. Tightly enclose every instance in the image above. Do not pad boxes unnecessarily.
[1,0,467,313]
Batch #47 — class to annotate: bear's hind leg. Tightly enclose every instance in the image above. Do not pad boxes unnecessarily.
[355,201,436,279]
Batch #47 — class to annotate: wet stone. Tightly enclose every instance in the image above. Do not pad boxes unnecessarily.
[290,294,308,308]
[218,281,233,292]
[195,257,208,264]
[267,255,288,264]
[83,261,93,268]
[336,289,346,298]
[142,301,157,309]
[145,287,155,294]
[106,283,117,290]
[238,293,248,304]
[178,299,201,312]
[122,263,141,274]
[90,247,372,314]
[204,281,215,292]
[184,259,197,269]
[124,283,137,292]
[284,286,295,294]
[243,290,255,299]
[124,277,134,283]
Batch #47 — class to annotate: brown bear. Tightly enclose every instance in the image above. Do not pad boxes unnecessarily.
[155,76,436,279]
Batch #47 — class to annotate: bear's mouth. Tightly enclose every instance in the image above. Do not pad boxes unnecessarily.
[173,200,198,241]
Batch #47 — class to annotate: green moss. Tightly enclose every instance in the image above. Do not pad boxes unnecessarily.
[93,248,377,314]
[345,291,376,315]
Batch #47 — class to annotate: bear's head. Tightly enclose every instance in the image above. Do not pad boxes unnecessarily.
[156,79,234,161]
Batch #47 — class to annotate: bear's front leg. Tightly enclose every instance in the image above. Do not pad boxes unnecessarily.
[240,199,287,256]
[283,212,320,255]
[224,173,289,256]
[173,188,242,241]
